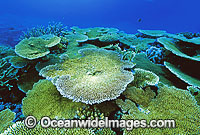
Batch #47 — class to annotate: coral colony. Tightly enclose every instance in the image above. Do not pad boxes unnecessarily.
[0,23,200,134]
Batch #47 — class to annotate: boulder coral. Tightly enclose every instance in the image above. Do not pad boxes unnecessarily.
[39,48,134,104]
[15,35,61,60]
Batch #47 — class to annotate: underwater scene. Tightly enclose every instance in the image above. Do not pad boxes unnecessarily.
[0,0,200,135]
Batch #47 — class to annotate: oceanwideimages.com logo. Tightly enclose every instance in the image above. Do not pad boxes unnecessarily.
[24,116,176,130]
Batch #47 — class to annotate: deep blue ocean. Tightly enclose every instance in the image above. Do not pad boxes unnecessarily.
[0,0,200,46]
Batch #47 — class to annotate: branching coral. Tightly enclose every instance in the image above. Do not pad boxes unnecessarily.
[0,57,19,89]
[19,22,68,39]
[15,35,61,60]
[39,48,134,104]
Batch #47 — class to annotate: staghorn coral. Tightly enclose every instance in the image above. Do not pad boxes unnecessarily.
[39,48,134,104]
[122,85,200,135]
[0,109,15,133]
[146,46,166,64]
[19,22,68,39]
[0,57,19,89]
[22,79,86,120]
[131,68,159,88]
[0,45,15,59]
[15,35,61,60]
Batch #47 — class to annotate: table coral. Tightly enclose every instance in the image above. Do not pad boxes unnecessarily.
[39,48,134,104]
[122,85,200,135]
[2,121,95,135]
[158,37,200,62]
[0,109,15,133]
[15,35,61,60]
[22,79,86,120]
[164,61,200,88]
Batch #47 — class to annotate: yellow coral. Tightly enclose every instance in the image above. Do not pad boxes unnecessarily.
[39,48,134,104]
[122,85,200,134]
[15,35,60,60]
[22,79,86,120]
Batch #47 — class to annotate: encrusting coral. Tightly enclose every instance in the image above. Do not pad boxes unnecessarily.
[15,35,61,60]
[22,79,86,120]
[39,48,134,104]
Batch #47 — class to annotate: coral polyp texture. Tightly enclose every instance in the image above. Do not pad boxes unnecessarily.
[122,85,200,134]
[39,48,134,104]
[15,35,61,60]
[22,79,86,120]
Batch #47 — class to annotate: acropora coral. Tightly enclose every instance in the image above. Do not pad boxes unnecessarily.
[39,48,134,104]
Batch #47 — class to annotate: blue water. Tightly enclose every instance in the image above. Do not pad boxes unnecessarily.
[0,0,200,46]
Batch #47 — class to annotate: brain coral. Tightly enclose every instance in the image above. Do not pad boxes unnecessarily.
[15,35,61,60]
[39,48,134,104]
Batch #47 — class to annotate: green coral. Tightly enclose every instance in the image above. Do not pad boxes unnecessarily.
[119,34,155,52]
[122,86,156,107]
[138,29,167,37]
[1,121,94,135]
[122,85,200,135]
[22,79,86,120]
[8,56,31,68]
[0,109,15,133]
[158,37,200,62]
[187,86,200,105]
[15,35,61,60]
[17,68,43,93]
[131,68,159,88]
[132,53,186,87]
[0,57,19,89]
[99,33,120,42]
[164,61,200,88]
[39,48,134,104]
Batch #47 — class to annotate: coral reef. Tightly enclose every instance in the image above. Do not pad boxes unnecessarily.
[131,68,159,88]
[40,48,134,104]
[122,86,156,107]
[15,35,61,60]
[20,22,68,39]
[22,79,86,120]
[0,109,15,133]
[122,85,200,134]
[138,29,167,37]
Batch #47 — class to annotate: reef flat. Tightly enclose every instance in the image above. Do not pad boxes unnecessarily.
[0,22,199,135]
